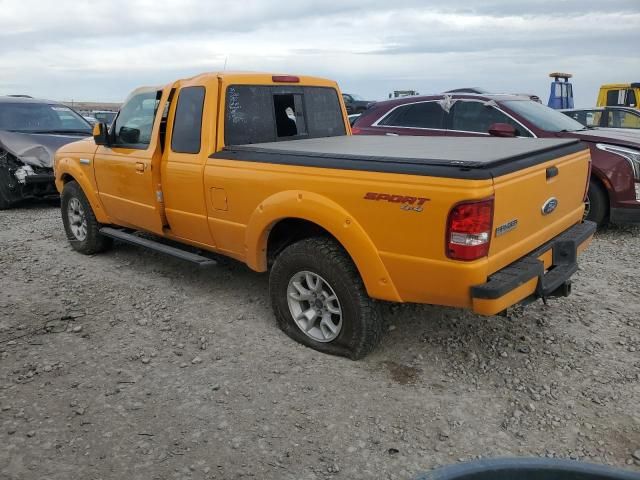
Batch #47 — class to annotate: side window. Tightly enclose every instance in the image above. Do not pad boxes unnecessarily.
[450,101,531,137]
[112,90,160,148]
[566,111,588,126]
[589,111,602,127]
[171,86,205,153]
[379,102,443,129]
[609,110,637,128]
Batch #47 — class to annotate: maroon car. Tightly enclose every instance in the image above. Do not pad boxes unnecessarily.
[352,94,640,226]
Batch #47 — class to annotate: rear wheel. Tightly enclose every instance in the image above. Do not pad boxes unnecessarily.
[584,180,608,226]
[269,237,383,359]
[61,181,112,254]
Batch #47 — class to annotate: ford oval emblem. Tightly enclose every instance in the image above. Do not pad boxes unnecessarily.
[542,197,558,215]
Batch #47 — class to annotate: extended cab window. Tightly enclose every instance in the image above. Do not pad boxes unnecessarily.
[449,101,532,137]
[378,102,443,129]
[224,85,345,145]
[171,86,205,153]
[112,90,160,148]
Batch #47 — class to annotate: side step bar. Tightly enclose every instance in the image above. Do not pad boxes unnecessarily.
[99,227,217,267]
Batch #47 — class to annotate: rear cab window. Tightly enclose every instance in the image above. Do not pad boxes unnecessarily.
[224,85,345,145]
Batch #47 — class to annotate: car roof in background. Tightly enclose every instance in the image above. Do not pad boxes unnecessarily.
[0,95,62,105]
[369,93,528,109]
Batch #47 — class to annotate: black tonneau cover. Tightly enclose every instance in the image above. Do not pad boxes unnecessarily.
[212,136,586,180]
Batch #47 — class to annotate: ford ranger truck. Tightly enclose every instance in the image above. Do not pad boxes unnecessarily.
[53,72,596,359]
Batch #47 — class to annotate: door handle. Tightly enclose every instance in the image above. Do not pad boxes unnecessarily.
[135,162,145,173]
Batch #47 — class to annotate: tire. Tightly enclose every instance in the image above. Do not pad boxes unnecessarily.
[584,180,608,227]
[269,237,383,360]
[61,181,112,254]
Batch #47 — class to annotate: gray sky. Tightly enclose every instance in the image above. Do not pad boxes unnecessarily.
[1,0,638,107]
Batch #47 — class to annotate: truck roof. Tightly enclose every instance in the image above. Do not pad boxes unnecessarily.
[600,83,640,89]
[215,136,585,180]
[169,71,339,88]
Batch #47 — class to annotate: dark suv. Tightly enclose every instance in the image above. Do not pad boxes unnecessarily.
[352,94,640,226]
[342,93,373,115]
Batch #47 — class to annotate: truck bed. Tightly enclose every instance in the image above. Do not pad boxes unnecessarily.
[212,136,585,179]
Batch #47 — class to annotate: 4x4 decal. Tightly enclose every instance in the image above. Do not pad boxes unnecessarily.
[364,192,430,212]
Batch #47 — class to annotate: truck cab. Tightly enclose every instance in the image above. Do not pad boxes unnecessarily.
[597,83,640,128]
[597,83,640,109]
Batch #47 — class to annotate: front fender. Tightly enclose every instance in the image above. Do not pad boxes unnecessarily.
[55,156,113,225]
[245,190,402,302]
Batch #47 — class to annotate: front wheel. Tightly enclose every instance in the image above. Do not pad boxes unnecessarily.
[269,237,383,359]
[61,181,112,255]
[584,180,608,227]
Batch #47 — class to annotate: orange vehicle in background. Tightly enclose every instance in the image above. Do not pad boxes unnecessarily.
[54,72,595,359]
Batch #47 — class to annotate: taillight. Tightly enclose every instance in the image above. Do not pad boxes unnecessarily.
[351,126,362,135]
[446,198,494,261]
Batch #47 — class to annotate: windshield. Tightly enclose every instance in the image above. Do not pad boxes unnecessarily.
[350,94,365,101]
[501,100,586,132]
[0,103,92,133]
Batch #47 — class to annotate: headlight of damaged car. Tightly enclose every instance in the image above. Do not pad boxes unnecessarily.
[596,143,640,181]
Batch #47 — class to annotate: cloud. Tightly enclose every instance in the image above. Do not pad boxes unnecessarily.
[0,0,638,106]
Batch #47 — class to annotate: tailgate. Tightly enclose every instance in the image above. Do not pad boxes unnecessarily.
[487,146,590,274]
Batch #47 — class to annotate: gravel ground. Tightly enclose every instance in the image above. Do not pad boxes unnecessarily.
[1,203,639,480]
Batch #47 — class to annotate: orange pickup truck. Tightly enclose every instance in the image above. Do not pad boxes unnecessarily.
[54,72,596,359]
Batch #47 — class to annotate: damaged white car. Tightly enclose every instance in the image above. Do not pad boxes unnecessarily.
[0,96,92,209]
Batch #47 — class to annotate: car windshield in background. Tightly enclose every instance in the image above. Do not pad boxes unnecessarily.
[350,94,365,101]
[501,100,586,133]
[94,111,117,124]
[0,103,92,133]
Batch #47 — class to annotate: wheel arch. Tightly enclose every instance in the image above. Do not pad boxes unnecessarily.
[245,190,401,302]
[55,159,112,225]
[589,172,611,207]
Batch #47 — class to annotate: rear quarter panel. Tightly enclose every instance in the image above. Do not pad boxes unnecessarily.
[203,158,495,305]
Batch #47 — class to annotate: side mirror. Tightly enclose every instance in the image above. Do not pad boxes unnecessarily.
[488,122,517,138]
[119,126,140,144]
[92,122,110,146]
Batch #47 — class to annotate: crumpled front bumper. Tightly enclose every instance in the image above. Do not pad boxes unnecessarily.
[471,221,597,315]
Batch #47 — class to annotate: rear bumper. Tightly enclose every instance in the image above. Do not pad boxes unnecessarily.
[471,221,597,315]
[610,206,640,225]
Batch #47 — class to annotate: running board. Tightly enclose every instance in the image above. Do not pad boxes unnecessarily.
[99,227,217,267]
